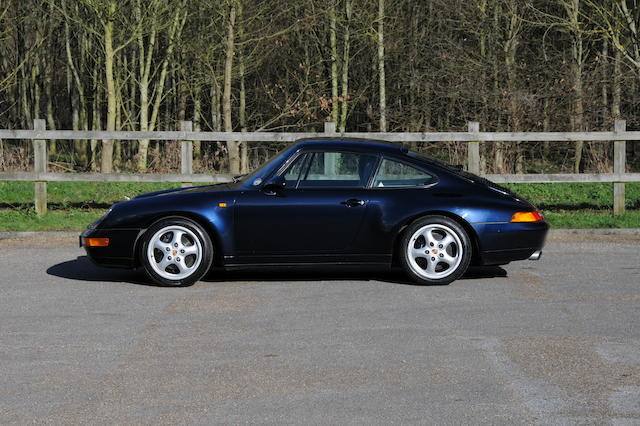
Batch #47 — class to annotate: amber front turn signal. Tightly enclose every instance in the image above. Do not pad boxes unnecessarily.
[511,211,544,223]
[85,237,110,247]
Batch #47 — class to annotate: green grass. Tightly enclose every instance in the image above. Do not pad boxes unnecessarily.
[0,182,639,231]
[506,183,640,210]
[0,181,180,208]
[0,181,185,231]
[0,208,104,231]
[544,211,640,228]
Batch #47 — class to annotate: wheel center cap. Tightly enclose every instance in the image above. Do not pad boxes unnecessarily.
[431,249,439,254]
[172,249,177,256]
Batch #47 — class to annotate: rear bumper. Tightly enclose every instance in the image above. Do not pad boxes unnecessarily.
[479,248,540,265]
[80,227,142,269]
[472,221,549,265]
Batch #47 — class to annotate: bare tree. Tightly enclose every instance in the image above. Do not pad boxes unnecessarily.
[377,0,387,131]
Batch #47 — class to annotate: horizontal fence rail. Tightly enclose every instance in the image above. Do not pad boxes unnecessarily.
[1,172,234,183]
[2,130,640,142]
[3,172,639,184]
[0,119,637,216]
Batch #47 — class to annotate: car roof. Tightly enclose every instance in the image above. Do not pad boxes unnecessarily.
[294,138,408,155]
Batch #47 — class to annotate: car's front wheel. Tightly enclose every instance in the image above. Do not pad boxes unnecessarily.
[140,217,213,286]
[400,215,472,285]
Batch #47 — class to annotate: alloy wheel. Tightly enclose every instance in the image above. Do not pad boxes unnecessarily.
[146,225,203,280]
[406,224,463,279]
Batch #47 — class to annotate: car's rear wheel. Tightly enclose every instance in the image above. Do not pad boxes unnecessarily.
[140,217,213,286]
[400,215,472,285]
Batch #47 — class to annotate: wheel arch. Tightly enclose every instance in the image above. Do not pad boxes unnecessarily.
[391,210,481,266]
[133,212,224,268]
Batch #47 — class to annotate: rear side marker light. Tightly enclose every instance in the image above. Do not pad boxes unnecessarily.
[86,238,110,247]
[511,211,544,223]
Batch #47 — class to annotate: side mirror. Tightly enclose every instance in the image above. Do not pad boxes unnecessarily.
[262,175,286,195]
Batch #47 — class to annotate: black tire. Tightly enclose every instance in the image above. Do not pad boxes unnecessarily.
[400,215,472,285]
[140,217,213,286]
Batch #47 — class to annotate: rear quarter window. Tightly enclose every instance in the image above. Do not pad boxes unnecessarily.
[373,158,436,188]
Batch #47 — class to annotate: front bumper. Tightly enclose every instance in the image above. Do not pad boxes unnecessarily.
[80,227,143,269]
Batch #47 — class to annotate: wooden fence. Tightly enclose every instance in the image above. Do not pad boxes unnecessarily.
[0,119,638,216]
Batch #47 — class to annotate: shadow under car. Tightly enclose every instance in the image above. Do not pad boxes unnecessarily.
[47,256,507,287]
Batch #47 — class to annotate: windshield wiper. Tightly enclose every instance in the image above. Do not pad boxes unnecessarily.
[232,174,247,183]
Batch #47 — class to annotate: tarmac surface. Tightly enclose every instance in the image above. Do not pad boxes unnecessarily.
[1,233,639,425]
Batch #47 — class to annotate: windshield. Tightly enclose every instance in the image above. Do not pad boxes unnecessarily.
[241,145,295,186]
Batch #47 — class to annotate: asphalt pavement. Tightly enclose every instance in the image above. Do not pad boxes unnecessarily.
[1,233,639,425]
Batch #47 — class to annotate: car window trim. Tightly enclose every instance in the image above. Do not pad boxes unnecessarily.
[281,151,311,189]
[364,155,382,189]
[299,152,315,184]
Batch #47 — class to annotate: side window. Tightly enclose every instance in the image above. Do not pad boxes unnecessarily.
[298,151,378,188]
[373,158,435,188]
[281,153,309,187]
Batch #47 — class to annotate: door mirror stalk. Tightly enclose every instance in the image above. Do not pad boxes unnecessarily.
[262,175,286,195]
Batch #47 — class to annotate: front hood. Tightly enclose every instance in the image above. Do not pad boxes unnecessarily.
[134,182,239,199]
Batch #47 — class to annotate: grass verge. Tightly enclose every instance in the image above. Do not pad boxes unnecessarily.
[0,181,639,231]
[0,209,104,231]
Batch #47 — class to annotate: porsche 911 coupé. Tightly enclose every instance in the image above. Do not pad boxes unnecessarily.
[81,139,548,286]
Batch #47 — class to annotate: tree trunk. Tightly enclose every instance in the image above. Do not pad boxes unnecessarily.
[45,10,56,155]
[377,0,387,131]
[91,65,100,172]
[223,3,239,174]
[492,1,505,173]
[543,97,551,158]
[601,38,609,125]
[478,0,488,172]
[239,56,248,173]
[114,63,123,171]
[211,76,224,171]
[338,0,351,132]
[136,6,155,172]
[238,0,248,173]
[101,0,117,174]
[193,86,202,170]
[566,0,584,173]
[504,2,521,173]
[329,0,339,124]
[612,46,621,119]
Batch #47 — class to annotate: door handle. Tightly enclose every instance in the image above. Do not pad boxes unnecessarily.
[340,198,365,207]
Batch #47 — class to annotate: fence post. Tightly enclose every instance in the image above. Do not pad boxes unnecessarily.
[33,119,47,216]
[180,120,193,188]
[324,121,337,134]
[467,121,480,175]
[613,119,626,215]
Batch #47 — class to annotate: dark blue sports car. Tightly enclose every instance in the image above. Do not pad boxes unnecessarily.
[80,139,548,286]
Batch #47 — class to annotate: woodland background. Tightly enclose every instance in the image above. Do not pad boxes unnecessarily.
[0,0,639,176]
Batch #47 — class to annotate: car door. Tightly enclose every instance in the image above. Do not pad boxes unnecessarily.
[352,156,440,255]
[235,150,379,261]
